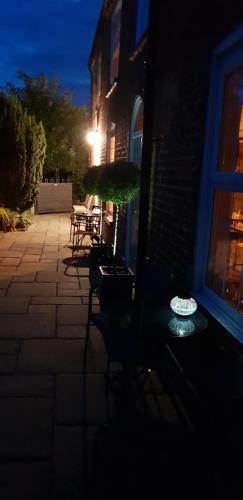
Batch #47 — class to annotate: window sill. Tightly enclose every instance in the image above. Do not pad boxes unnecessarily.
[193,288,243,345]
[106,79,118,99]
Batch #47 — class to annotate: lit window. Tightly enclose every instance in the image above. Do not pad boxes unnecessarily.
[135,0,149,45]
[207,191,243,312]
[106,125,116,215]
[110,0,122,84]
[194,27,243,342]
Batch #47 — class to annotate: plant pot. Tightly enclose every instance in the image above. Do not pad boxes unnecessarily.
[89,243,113,272]
[89,243,114,289]
[98,265,134,312]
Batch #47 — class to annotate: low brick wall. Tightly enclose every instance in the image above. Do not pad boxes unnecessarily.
[36,183,72,214]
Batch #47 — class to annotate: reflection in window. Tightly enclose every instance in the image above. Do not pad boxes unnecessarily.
[110,0,122,84]
[207,191,243,313]
[135,0,149,44]
[218,68,243,172]
[130,98,143,166]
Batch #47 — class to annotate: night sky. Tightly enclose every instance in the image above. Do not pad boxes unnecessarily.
[0,0,103,106]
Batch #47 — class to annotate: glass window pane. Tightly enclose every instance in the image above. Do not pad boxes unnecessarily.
[135,0,149,44]
[206,191,243,313]
[110,0,122,83]
[134,102,144,133]
[218,67,243,172]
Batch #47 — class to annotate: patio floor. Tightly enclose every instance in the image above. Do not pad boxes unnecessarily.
[0,213,241,499]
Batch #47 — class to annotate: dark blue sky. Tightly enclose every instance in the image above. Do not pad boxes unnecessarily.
[0,0,103,106]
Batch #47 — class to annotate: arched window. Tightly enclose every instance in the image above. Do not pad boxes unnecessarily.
[194,27,243,343]
[129,96,144,166]
[125,97,144,268]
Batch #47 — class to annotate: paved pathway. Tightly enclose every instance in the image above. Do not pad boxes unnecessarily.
[0,214,188,500]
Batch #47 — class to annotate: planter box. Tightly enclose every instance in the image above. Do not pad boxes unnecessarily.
[89,243,113,273]
[98,265,134,312]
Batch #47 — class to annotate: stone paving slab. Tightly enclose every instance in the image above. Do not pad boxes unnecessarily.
[57,305,88,325]
[0,313,55,338]
[79,277,90,289]
[58,288,84,297]
[0,250,24,258]
[0,297,30,313]
[22,254,41,262]
[36,271,78,282]
[12,273,37,282]
[56,374,113,424]
[0,257,21,266]
[0,266,17,274]
[53,426,84,500]
[0,375,53,396]
[24,248,43,254]
[43,245,59,252]
[56,375,83,423]
[32,296,82,305]
[0,278,11,288]
[0,340,19,354]
[0,461,51,500]
[7,282,57,296]
[74,267,89,276]
[16,263,56,273]
[58,281,80,290]
[57,325,86,338]
[18,339,84,373]
[0,397,52,458]
[28,305,56,330]
[0,356,17,374]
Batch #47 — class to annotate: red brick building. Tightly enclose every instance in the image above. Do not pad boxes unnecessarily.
[89,0,243,349]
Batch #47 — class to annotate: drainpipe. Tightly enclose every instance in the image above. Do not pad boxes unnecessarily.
[135,0,159,305]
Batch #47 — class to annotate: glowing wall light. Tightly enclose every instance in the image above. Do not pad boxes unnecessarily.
[170,296,197,316]
[86,130,101,166]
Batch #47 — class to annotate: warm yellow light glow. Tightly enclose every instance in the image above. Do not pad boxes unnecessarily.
[86,130,101,165]
[87,131,97,145]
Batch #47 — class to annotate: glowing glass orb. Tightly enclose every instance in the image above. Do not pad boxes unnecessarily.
[168,317,195,336]
[170,296,197,316]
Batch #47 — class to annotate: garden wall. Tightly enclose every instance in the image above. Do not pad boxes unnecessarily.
[36,182,72,214]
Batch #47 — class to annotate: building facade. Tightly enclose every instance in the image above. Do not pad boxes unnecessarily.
[88,0,148,262]
[89,0,243,348]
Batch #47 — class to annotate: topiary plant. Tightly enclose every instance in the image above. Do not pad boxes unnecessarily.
[83,161,139,257]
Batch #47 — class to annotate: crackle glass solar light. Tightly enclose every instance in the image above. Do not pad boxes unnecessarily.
[170,296,197,316]
[168,317,195,336]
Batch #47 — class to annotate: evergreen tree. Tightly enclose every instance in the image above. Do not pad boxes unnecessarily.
[0,94,46,211]
[3,73,88,193]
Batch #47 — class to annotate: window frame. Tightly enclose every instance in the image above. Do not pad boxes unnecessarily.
[193,26,243,343]
[110,0,122,84]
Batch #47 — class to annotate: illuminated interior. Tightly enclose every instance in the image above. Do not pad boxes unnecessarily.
[207,69,243,313]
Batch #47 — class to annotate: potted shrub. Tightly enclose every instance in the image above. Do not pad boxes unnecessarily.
[83,160,140,309]
[82,166,113,286]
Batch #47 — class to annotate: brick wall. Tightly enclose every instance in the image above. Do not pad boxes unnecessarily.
[148,0,243,287]
[89,0,147,252]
